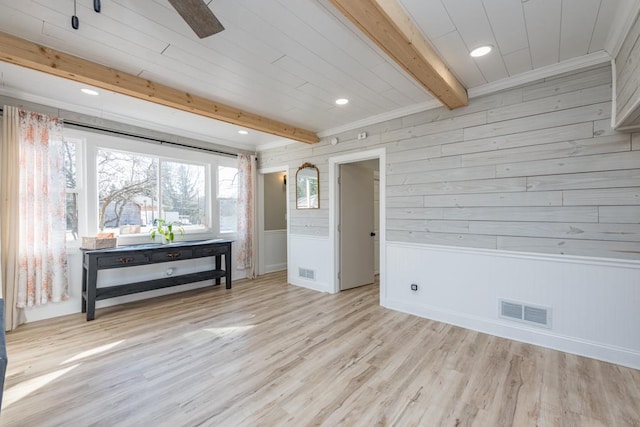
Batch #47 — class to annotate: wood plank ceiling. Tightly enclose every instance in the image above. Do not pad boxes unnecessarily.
[0,0,626,149]
[328,0,468,109]
[0,30,320,144]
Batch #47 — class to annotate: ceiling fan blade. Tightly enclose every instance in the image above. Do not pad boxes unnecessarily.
[167,0,225,38]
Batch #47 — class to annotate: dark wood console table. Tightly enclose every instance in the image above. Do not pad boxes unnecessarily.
[82,239,232,321]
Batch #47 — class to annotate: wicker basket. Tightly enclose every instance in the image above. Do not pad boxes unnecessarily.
[81,237,117,250]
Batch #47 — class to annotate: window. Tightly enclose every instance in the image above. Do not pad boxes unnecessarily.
[65,129,233,241]
[96,148,206,236]
[161,161,206,229]
[64,138,79,241]
[217,166,238,233]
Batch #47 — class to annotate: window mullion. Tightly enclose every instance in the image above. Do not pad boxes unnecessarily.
[158,158,163,220]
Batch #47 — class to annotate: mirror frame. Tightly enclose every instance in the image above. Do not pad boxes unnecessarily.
[296,162,320,209]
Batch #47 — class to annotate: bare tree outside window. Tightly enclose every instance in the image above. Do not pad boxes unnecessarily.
[162,161,205,226]
[64,140,79,241]
[96,148,207,235]
[218,166,238,233]
[97,149,157,231]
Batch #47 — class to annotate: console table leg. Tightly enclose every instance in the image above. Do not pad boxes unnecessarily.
[215,255,221,286]
[81,264,87,314]
[86,259,98,321]
[225,244,232,289]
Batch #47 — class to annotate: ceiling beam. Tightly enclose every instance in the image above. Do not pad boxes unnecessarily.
[328,0,468,109]
[0,31,319,144]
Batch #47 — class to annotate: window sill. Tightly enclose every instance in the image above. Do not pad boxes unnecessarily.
[117,232,216,246]
[67,231,226,253]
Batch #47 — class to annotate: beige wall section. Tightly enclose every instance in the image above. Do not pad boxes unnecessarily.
[615,8,640,129]
[264,172,287,231]
[259,64,640,260]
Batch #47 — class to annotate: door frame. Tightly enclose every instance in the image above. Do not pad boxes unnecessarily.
[329,148,386,301]
[257,165,290,277]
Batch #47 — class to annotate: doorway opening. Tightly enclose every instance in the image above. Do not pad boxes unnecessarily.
[329,148,385,298]
[257,166,288,276]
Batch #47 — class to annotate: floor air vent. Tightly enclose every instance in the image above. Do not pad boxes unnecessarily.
[298,268,315,280]
[500,299,551,329]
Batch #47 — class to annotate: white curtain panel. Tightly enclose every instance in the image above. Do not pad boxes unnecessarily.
[1,106,24,330]
[236,154,257,278]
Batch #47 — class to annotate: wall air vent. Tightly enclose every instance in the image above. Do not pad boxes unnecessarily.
[499,299,551,329]
[524,306,549,326]
[501,301,523,320]
[298,268,315,281]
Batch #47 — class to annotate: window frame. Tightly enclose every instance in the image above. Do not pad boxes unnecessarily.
[63,136,85,249]
[216,164,239,235]
[66,128,236,246]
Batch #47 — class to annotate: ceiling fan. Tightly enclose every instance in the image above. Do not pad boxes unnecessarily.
[168,0,225,38]
[72,0,224,38]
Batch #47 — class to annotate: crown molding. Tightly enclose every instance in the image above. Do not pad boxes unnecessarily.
[316,52,612,139]
[255,138,299,152]
[468,51,612,99]
[607,0,640,57]
[318,99,442,138]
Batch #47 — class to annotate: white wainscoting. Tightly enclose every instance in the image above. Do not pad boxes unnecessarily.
[288,234,333,293]
[384,241,640,369]
[264,229,287,273]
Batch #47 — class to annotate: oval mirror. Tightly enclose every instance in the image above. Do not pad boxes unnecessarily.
[296,162,319,209]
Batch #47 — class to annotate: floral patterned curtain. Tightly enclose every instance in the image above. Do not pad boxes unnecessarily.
[236,154,257,278]
[17,110,68,307]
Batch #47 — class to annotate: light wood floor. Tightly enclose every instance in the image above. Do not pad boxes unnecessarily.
[2,271,639,426]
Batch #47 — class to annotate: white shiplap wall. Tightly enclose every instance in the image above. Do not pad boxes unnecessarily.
[260,64,640,261]
[615,8,640,130]
[260,64,640,368]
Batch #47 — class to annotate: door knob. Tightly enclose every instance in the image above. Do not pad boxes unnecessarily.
[370,232,376,236]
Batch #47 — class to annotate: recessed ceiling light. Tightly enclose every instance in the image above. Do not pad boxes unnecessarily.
[470,45,493,57]
[238,130,249,135]
[335,98,349,105]
[81,88,99,96]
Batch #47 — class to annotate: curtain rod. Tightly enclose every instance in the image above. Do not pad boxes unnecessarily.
[0,107,240,158]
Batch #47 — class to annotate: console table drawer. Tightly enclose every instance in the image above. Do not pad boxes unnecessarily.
[194,245,228,257]
[97,253,149,268]
[150,248,193,262]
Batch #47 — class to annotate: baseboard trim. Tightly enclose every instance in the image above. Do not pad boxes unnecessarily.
[384,294,640,370]
[265,263,287,273]
[288,277,332,293]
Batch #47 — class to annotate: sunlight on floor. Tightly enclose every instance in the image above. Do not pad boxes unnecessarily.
[3,364,79,409]
[181,325,256,345]
[202,325,256,336]
[61,340,125,364]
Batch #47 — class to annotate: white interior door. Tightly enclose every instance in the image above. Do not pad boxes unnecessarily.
[339,163,374,290]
